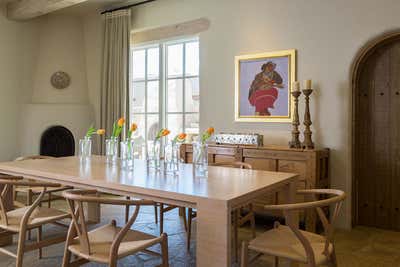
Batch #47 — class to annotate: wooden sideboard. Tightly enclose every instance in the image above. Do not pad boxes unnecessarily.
[180,143,330,231]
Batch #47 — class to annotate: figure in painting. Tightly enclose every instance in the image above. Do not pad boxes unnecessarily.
[248,61,284,116]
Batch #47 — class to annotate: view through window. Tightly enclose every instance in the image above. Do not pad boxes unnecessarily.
[130,38,199,157]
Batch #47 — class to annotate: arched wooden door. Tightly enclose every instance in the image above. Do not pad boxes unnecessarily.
[354,37,400,230]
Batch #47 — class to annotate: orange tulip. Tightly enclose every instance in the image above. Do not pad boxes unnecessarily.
[162,129,170,136]
[206,127,214,135]
[130,123,138,132]
[178,133,187,140]
[96,129,105,135]
[117,117,125,127]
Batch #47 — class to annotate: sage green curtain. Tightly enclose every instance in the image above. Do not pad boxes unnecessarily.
[100,9,131,153]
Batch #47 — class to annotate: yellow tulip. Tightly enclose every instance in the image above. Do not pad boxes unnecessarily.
[96,129,105,135]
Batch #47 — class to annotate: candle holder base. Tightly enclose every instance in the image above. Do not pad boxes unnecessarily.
[289,90,302,149]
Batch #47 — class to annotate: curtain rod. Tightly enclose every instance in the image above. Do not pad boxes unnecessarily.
[101,0,157,14]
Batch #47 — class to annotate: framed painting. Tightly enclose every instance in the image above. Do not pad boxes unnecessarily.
[235,49,296,122]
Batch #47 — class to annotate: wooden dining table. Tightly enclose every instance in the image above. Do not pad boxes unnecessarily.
[0,155,298,267]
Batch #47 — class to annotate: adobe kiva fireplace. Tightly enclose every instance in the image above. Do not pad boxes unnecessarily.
[40,126,75,157]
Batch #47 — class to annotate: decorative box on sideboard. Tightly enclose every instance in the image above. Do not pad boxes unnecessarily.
[180,143,330,232]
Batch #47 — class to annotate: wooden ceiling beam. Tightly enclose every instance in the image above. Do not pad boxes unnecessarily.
[7,0,89,20]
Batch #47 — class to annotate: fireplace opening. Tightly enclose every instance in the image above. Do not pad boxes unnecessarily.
[40,126,75,157]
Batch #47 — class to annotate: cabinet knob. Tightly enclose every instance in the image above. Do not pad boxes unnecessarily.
[380,92,384,96]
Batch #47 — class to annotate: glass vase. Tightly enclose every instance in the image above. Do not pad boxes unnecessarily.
[164,141,180,174]
[192,142,208,177]
[120,139,135,170]
[105,137,119,164]
[147,139,161,170]
[79,136,92,163]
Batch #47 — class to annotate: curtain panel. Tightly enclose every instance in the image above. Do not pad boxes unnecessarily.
[100,9,131,153]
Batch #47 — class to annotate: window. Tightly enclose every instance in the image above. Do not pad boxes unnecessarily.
[130,38,199,151]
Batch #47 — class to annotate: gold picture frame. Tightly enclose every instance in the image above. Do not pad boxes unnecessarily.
[235,49,296,122]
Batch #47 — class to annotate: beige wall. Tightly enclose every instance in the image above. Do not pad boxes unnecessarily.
[0,12,95,157]
[82,0,400,229]
[32,14,89,104]
[0,7,40,161]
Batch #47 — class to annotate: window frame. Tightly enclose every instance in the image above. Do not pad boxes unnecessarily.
[130,36,199,143]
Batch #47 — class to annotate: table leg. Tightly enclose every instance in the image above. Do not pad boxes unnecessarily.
[85,202,100,224]
[283,180,299,227]
[197,199,231,267]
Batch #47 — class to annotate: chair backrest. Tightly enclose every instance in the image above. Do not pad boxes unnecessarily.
[264,189,346,266]
[14,155,53,161]
[0,176,61,226]
[212,161,252,169]
[62,189,154,256]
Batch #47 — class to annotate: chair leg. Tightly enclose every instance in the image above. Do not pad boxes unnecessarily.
[37,226,42,259]
[16,229,27,267]
[27,190,33,240]
[160,203,164,234]
[63,215,77,267]
[125,196,130,223]
[187,208,193,251]
[233,209,239,263]
[240,241,248,267]
[48,192,51,208]
[154,203,158,224]
[274,256,279,267]
[329,246,338,267]
[249,203,256,238]
[161,233,169,267]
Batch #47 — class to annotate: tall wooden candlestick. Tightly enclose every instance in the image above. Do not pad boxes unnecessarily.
[302,89,314,149]
[289,90,301,148]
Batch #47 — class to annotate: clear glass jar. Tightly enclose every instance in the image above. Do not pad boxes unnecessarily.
[192,142,208,177]
[105,137,119,164]
[164,141,180,174]
[120,139,135,170]
[79,136,92,163]
[147,139,161,170]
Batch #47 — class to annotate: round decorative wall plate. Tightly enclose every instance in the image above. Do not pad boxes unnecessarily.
[51,71,71,89]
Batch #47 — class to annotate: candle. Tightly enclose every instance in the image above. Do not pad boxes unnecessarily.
[293,81,300,91]
[304,79,312,89]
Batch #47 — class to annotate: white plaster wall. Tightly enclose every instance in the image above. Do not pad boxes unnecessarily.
[31,14,89,104]
[0,7,40,161]
[17,14,94,157]
[82,0,400,229]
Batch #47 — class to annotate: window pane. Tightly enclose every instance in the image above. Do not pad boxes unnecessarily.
[185,42,199,76]
[167,79,183,112]
[147,47,159,79]
[131,114,145,141]
[132,50,145,80]
[167,114,183,138]
[147,114,159,141]
[167,44,183,78]
[132,82,145,113]
[185,113,199,134]
[147,81,159,113]
[185,78,199,112]
[131,114,146,159]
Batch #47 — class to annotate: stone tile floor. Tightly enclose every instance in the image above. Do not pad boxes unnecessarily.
[1,200,400,266]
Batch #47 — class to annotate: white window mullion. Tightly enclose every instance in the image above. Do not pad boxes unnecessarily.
[144,48,149,143]
[182,42,186,133]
